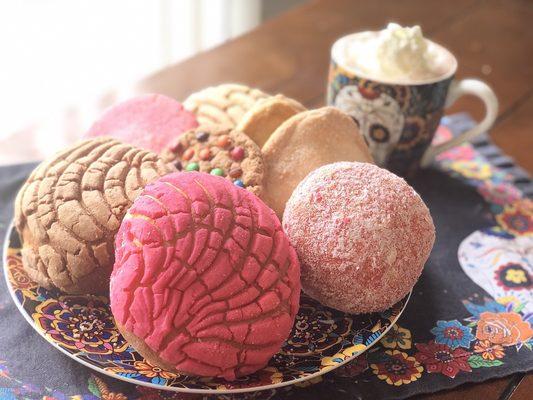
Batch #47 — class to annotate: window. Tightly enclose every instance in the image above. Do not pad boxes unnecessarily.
[0,0,261,163]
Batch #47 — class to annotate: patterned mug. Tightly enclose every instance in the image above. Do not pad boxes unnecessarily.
[327,33,498,176]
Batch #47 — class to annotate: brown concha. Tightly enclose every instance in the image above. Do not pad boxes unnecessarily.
[14,137,174,294]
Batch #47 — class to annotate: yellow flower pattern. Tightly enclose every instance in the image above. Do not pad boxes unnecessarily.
[370,350,423,386]
[505,269,528,284]
[133,360,177,380]
[381,325,412,350]
[449,160,493,180]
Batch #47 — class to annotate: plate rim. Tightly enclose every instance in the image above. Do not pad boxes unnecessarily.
[3,221,411,394]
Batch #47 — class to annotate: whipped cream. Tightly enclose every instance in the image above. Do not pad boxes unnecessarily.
[336,23,454,83]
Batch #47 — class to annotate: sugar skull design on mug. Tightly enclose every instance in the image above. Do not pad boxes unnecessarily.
[327,31,498,176]
[334,85,405,166]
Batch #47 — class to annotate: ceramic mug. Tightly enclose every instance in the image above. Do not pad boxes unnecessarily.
[327,33,498,176]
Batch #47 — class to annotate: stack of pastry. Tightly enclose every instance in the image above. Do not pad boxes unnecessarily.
[14,84,434,380]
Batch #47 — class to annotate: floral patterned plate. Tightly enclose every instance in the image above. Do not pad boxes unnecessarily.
[3,224,410,394]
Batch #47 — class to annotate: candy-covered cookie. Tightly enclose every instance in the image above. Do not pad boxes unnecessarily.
[85,94,198,153]
[236,94,306,148]
[110,172,301,379]
[161,126,265,196]
[14,137,174,294]
[262,107,374,217]
[183,84,269,128]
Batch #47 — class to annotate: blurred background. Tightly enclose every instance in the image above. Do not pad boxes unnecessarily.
[1,0,531,171]
[0,0,304,164]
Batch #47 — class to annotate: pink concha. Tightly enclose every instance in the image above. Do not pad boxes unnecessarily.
[85,93,198,152]
[282,161,435,314]
[110,172,301,380]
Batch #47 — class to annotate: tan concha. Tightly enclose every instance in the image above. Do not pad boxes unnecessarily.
[14,137,174,294]
[183,83,269,128]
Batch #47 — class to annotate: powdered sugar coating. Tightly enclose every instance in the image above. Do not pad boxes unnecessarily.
[110,172,300,379]
[86,94,198,152]
[282,162,435,314]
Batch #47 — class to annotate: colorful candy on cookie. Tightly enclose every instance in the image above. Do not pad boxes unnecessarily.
[110,172,301,379]
[14,137,174,294]
[85,93,198,153]
[282,161,435,314]
[161,125,265,196]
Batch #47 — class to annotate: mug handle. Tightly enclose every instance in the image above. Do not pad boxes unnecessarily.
[420,79,499,167]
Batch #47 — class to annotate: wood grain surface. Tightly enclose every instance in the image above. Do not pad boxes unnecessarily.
[136,0,533,174]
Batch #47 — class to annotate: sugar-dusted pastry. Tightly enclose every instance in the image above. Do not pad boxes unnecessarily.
[14,137,174,294]
[283,162,435,314]
[236,94,306,148]
[183,84,269,128]
[161,125,265,196]
[85,94,198,152]
[110,172,301,379]
[262,107,373,217]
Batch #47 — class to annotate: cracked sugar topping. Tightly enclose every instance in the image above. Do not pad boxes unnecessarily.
[111,172,300,380]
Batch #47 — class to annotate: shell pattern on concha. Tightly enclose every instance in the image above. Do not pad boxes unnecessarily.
[110,172,301,379]
[14,137,174,294]
[184,84,270,128]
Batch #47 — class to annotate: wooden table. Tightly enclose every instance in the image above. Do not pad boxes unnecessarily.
[133,1,533,399]
[135,0,533,177]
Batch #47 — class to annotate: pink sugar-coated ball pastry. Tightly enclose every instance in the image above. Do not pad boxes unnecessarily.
[110,172,301,380]
[282,161,435,314]
[85,93,198,152]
